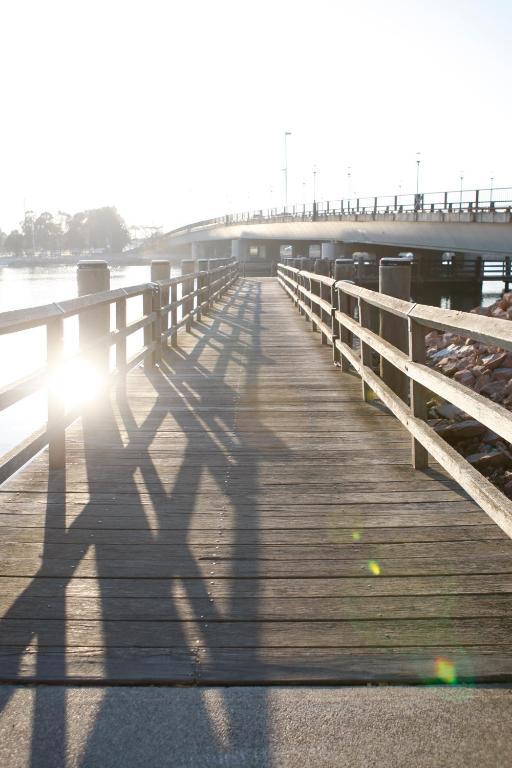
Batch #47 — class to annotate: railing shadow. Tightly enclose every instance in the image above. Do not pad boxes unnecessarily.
[0,277,289,767]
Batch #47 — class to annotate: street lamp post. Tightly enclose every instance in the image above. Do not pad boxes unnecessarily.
[459,171,464,209]
[313,166,317,203]
[490,175,494,204]
[347,166,352,209]
[284,131,291,208]
[416,152,421,195]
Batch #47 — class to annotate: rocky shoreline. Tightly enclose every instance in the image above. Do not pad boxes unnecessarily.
[425,293,512,498]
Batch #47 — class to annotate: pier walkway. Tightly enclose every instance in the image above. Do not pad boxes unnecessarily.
[1,277,512,684]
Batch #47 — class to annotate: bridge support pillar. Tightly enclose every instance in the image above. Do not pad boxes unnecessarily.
[231,239,249,262]
[191,242,204,260]
[321,242,339,261]
[77,260,110,378]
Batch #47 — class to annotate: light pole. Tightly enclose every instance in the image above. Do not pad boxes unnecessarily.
[313,166,317,203]
[416,152,421,195]
[284,131,291,208]
[459,171,464,209]
[490,175,494,203]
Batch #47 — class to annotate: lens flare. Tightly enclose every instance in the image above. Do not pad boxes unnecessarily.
[368,560,381,576]
[434,657,457,685]
[50,359,105,407]
[352,531,361,541]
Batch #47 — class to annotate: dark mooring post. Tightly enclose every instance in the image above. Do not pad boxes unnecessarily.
[77,260,110,377]
[181,259,196,332]
[379,256,411,401]
[334,258,354,281]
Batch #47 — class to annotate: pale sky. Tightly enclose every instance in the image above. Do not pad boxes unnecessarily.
[0,0,510,233]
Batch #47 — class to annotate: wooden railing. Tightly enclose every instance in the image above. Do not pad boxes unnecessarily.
[0,260,238,482]
[277,262,512,538]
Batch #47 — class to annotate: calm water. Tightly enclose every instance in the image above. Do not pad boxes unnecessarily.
[0,266,505,459]
[0,264,180,456]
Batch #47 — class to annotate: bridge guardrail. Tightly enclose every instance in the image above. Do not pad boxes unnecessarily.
[158,186,512,244]
[0,260,239,483]
[277,262,512,539]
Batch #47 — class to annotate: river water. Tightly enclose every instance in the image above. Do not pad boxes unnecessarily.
[0,265,505,459]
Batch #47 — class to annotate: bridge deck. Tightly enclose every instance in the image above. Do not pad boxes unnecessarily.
[1,277,512,684]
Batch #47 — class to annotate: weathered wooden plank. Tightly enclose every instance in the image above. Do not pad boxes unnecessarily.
[196,646,512,683]
[0,524,503,544]
[4,594,512,621]
[2,556,512,579]
[2,617,512,647]
[4,573,512,599]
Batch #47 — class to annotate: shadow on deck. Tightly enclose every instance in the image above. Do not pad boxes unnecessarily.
[1,278,512,763]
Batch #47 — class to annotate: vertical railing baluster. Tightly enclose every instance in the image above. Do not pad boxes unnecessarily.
[143,287,154,369]
[339,288,351,373]
[358,297,373,402]
[331,284,339,364]
[152,284,162,365]
[171,282,178,346]
[115,296,127,391]
[408,318,429,469]
[47,317,65,469]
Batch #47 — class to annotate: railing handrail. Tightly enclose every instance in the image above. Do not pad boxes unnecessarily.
[284,265,512,351]
[276,261,512,540]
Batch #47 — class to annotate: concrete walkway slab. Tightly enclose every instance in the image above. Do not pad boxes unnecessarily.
[0,685,511,768]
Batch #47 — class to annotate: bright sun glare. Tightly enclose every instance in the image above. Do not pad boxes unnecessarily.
[50,359,105,408]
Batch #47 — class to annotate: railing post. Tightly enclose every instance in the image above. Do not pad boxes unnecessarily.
[115,296,127,391]
[331,283,339,364]
[47,317,65,469]
[143,286,156,369]
[197,259,209,320]
[77,260,110,377]
[181,259,195,332]
[314,259,330,344]
[152,284,162,365]
[358,297,373,402]
[170,282,178,346]
[408,318,429,469]
[379,257,412,402]
[338,287,352,372]
[151,260,170,343]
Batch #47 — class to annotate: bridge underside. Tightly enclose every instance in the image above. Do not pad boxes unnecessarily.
[168,219,512,257]
[1,279,512,684]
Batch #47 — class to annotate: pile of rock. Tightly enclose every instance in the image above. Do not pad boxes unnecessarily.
[424,293,512,497]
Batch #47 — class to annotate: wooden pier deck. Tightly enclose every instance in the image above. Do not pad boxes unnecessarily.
[1,277,512,684]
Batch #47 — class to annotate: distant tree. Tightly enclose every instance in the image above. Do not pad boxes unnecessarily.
[64,212,88,250]
[86,207,130,252]
[0,229,6,250]
[4,230,24,256]
[21,211,36,252]
[34,212,62,250]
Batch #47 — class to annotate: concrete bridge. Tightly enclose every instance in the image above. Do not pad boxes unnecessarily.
[160,187,512,288]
